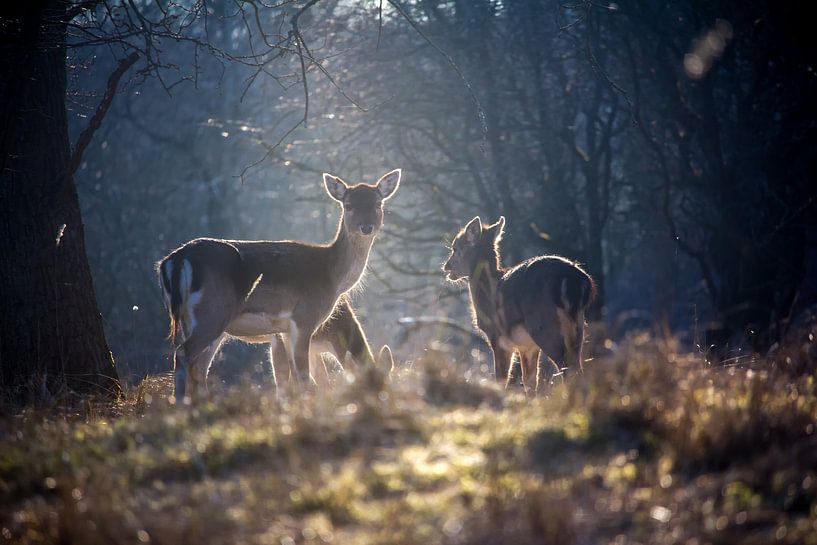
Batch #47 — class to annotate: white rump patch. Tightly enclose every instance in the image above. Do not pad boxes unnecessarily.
[185,289,202,335]
[180,259,193,298]
[178,259,201,339]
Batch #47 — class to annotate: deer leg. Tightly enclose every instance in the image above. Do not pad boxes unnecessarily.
[288,318,319,387]
[532,350,549,395]
[517,351,530,395]
[556,308,583,376]
[187,335,225,400]
[538,351,564,386]
[518,350,540,396]
[176,332,225,401]
[172,277,240,400]
[488,338,513,387]
[526,320,567,385]
[563,309,587,374]
[507,352,523,388]
[269,334,289,388]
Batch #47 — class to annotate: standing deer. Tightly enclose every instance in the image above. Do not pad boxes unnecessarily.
[443,216,595,395]
[269,295,375,384]
[157,169,401,399]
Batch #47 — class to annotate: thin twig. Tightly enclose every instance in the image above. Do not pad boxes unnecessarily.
[290,0,322,128]
[386,0,488,153]
[68,52,139,177]
[62,0,102,23]
[238,116,303,183]
[377,0,384,49]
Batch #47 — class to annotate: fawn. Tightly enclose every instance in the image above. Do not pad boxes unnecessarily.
[443,216,595,394]
[269,295,375,383]
[157,169,400,399]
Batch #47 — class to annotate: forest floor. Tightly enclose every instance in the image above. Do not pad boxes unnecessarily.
[1,334,816,545]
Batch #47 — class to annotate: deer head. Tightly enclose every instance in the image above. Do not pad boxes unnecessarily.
[443,216,505,281]
[324,169,401,238]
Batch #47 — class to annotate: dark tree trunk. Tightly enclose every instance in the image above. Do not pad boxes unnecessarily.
[0,4,119,402]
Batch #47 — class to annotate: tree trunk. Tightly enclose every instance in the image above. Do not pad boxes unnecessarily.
[0,4,119,403]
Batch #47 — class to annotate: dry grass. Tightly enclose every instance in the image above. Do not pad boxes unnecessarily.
[1,334,816,544]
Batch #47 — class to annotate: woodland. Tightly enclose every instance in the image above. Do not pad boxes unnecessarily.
[1,1,816,544]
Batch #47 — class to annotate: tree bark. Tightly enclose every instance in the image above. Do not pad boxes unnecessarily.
[0,4,119,402]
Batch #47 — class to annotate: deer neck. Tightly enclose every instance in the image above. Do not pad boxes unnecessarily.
[468,256,504,318]
[328,223,374,294]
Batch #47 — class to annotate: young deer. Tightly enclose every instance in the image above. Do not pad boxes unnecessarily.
[443,216,596,394]
[269,295,375,383]
[157,169,401,399]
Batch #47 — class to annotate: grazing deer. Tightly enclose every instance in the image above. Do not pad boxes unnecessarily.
[157,169,401,399]
[443,216,595,394]
[269,295,375,383]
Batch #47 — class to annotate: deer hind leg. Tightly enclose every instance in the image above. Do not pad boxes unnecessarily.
[557,308,584,375]
[186,335,225,400]
[488,338,513,387]
[518,349,540,396]
[525,317,566,385]
[507,352,523,389]
[175,331,225,400]
[174,291,236,400]
[570,310,588,372]
[538,351,564,386]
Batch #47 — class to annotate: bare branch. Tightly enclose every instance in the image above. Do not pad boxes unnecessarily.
[68,52,139,177]
[62,0,102,23]
[290,0,321,128]
[386,0,488,153]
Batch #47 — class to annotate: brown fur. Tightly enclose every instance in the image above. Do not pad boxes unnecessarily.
[269,295,376,382]
[443,216,596,395]
[157,170,400,399]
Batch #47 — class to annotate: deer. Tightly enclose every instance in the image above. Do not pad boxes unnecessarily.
[270,296,399,384]
[269,295,375,384]
[157,169,401,399]
[442,216,596,395]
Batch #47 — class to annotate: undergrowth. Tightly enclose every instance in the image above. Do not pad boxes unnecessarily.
[1,334,816,544]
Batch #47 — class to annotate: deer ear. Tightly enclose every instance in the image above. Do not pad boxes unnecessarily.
[490,216,505,241]
[464,216,482,244]
[376,169,401,201]
[323,173,347,202]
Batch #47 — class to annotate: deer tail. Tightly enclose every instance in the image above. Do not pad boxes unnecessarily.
[557,268,595,372]
[158,255,194,347]
[559,269,596,317]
